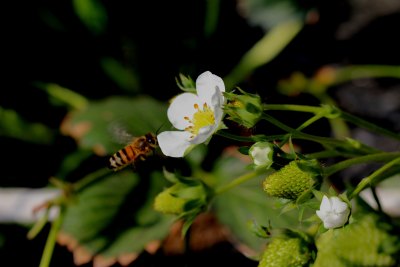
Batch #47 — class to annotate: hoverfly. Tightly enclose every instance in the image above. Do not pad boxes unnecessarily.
[108,128,158,171]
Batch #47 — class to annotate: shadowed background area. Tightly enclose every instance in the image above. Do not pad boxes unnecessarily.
[1,0,400,266]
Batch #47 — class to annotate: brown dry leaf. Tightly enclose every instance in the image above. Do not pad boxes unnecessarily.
[117,253,139,266]
[60,115,92,142]
[145,240,162,254]
[58,213,232,266]
[161,212,231,255]
[58,230,152,267]
[93,255,117,267]
[57,231,78,251]
[73,246,93,266]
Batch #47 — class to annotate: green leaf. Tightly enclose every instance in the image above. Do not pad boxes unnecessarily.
[61,96,168,155]
[61,170,173,262]
[0,106,55,144]
[100,57,140,93]
[62,171,139,244]
[212,156,298,252]
[35,82,88,110]
[73,0,108,35]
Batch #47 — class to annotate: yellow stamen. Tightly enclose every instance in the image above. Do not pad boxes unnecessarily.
[230,100,244,108]
[184,103,215,137]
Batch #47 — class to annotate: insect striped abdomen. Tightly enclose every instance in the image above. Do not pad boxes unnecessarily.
[108,133,158,171]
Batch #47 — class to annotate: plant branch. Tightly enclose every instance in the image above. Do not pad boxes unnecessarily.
[349,156,400,199]
[323,152,400,177]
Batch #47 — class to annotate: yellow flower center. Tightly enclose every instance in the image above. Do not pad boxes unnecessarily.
[184,103,215,138]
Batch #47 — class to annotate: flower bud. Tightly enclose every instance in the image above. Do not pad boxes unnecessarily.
[153,184,187,214]
[224,89,262,128]
[249,142,274,169]
[258,237,311,267]
[153,182,208,215]
[316,195,350,229]
[263,160,320,200]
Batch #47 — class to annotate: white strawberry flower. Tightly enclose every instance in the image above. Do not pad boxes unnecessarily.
[316,195,351,229]
[157,71,225,158]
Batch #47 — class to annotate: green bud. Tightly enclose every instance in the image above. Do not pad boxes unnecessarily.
[263,160,319,200]
[249,142,274,169]
[154,182,208,215]
[258,237,311,267]
[224,88,262,128]
[153,183,187,214]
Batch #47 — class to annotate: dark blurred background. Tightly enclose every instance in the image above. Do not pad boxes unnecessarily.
[1,0,400,266]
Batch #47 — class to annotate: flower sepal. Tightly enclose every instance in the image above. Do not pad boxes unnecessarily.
[224,88,263,128]
[175,73,196,93]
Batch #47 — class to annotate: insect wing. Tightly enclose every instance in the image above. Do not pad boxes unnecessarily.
[108,122,136,145]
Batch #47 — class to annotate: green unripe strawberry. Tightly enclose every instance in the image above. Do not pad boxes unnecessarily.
[263,160,319,200]
[314,214,397,267]
[258,237,311,267]
[153,184,187,215]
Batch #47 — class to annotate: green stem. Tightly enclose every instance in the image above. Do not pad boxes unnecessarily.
[263,103,400,141]
[73,167,110,192]
[324,152,400,177]
[298,113,326,132]
[27,208,51,240]
[370,187,382,213]
[349,156,400,199]
[341,111,400,141]
[224,20,304,90]
[261,113,379,154]
[306,150,343,159]
[216,130,285,142]
[335,65,400,84]
[263,104,324,113]
[39,206,65,267]
[279,112,327,146]
[261,114,342,146]
[215,170,265,195]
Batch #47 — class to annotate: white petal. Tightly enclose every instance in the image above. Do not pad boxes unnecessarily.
[324,213,347,229]
[251,146,272,166]
[319,195,331,212]
[330,197,348,213]
[167,93,200,130]
[316,210,327,221]
[190,125,216,144]
[157,131,192,158]
[213,100,224,123]
[196,71,225,105]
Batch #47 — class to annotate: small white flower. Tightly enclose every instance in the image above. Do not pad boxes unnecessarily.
[316,195,350,229]
[249,142,274,169]
[157,71,225,157]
